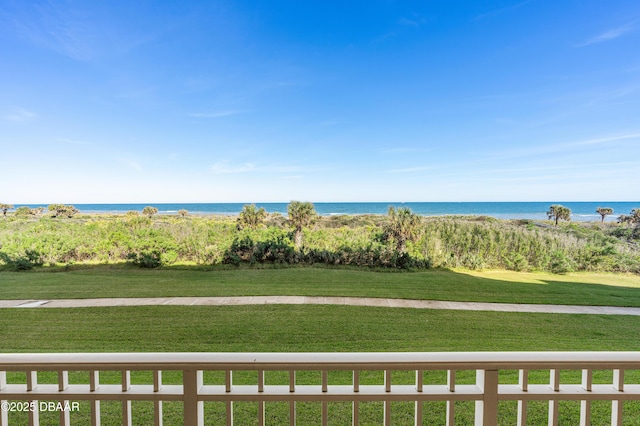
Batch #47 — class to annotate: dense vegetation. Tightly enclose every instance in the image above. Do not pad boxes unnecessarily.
[1,208,638,273]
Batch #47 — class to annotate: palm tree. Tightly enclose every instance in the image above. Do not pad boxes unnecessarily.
[547,205,571,226]
[142,206,158,218]
[596,207,613,223]
[385,206,422,253]
[287,201,317,249]
[237,204,267,230]
[0,203,13,216]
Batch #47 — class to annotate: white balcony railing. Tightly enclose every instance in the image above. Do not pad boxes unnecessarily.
[1,352,640,425]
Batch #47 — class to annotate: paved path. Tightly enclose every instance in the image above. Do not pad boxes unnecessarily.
[2,296,640,316]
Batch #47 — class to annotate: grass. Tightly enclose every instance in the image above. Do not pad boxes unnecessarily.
[3,266,640,424]
[2,304,640,352]
[2,266,640,306]
[3,304,640,424]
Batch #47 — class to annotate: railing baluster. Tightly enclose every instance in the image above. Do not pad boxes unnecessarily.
[353,370,359,426]
[90,370,101,426]
[258,370,265,426]
[415,370,423,426]
[474,369,498,426]
[517,369,528,426]
[548,369,560,426]
[289,371,296,426]
[447,370,456,426]
[26,371,39,426]
[183,369,203,426]
[154,370,163,426]
[580,369,592,426]
[225,369,233,426]
[58,371,70,426]
[122,370,132,426]
[612,369,624,426]
[321,370,328,426]
[384,370,391,425]
[1,371,7,426]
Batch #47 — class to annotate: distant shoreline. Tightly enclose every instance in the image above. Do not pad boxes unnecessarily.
[9,201,637,222]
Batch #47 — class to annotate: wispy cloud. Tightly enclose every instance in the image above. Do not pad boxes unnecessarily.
[210,161,312,175]
[381,147,432,154]
[2,107,37,123]
[397,14,428,27]
[387,166,430,173]
[56,137,91,145]
[119,159,142,172]
[210,161,256,174]
[573,133,640,146]
[5,2,160,61]
[473,0,534,21]
[188,111,245,119]
[578,23,637,47]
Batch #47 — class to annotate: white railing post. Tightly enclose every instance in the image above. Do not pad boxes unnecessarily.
[225,370,233,426]
[548,369,560,426]
[26,370,39,426]
[154,370,163,426]
[58,371,70,426]
[415,370,423,426]
[90,370,101,426]
[475,369,498,426]
[289,371,296,426]
[353,370,359,426]
[384,370,391,426]
[517,369,528,426]
[122,370,132,426]
[447,369,456,426]
[183,369,203,426]
[0,371,6,426]
[612,369,624,426]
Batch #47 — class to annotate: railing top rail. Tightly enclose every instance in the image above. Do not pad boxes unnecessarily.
[2,352,640,371]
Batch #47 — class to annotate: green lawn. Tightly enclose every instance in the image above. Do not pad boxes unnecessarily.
[2,266,640,306]
[3,267,640,424]
[3,304,640,425]
[2,304,640,352]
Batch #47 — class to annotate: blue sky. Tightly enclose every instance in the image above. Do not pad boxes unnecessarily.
[1,0,639,203]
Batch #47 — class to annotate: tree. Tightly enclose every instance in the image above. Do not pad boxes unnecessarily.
[178,209,188,217]
[596,207,613,223]
[287,201,317,249]
[48,204,79,218]
[0,203,14,216]
[547,204,571,226]
[237,204,266,230]
[385,206,422,253]
[142,206,158,218]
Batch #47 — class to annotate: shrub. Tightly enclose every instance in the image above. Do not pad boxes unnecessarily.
[48,204,79,218]
[0,250,44,271]
[15,206,35,216]
[127,251,162,268]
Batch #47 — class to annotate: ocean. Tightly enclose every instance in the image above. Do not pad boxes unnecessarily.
[15,202,639,222]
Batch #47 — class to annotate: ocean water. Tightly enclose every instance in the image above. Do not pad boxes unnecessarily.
[15,202,639,222]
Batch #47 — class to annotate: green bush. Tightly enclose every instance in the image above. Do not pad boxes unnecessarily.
[0,250,44,271]
[127,251,162,268]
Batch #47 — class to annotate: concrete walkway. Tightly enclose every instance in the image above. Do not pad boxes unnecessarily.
[3,296,640,316]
